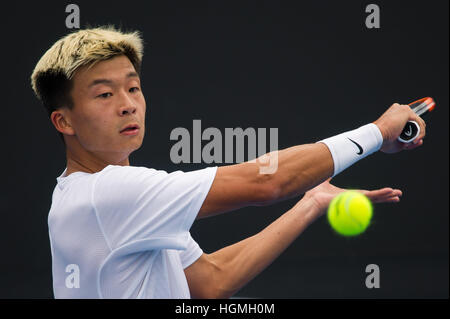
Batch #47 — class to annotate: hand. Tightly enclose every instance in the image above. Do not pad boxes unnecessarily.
[373,103,426,153]
[302,178,402,215]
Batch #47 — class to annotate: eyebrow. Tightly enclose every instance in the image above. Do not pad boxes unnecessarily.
[88,71,139,88]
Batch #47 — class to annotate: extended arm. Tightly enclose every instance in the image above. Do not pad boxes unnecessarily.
[198,142,333,218]
[198,103,426,218]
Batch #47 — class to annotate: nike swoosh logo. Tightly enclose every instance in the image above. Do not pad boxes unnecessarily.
[405,127,412,136]
[348,138,363,155]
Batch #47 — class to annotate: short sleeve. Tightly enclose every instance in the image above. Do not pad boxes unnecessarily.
[179,233,204,269]
[92,165,217,250]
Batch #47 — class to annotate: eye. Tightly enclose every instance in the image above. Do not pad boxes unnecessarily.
[98,92,112,99]
[129,87,140,93]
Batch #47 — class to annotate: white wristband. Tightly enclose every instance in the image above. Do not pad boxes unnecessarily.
[317,123,383,177]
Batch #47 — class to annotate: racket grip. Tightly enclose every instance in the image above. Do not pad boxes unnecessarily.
[398,121,420,143]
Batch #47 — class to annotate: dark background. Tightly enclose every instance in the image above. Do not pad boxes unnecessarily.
[0,0,448,298]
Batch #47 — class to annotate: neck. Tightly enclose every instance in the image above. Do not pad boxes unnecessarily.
[64,144,130,177]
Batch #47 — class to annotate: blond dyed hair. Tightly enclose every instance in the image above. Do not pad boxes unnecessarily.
[31,25,144,115]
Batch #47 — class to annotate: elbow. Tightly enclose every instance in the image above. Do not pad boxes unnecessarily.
[201,287,233,300]
[193,288,224,300]
[198,255,235,299]
[206,282,235,299]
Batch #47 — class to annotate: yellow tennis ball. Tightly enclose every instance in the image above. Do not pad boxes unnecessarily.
[327,191,373,236]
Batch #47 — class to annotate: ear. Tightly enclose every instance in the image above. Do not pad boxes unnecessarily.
[50,109,75,136]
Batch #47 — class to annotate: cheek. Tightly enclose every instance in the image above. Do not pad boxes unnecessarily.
[139,99,147,125]
[137,93,146,110]
[82,114,107,133]
[76,111,114,143]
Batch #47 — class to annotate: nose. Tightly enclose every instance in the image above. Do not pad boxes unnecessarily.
[118,91,137,116]
[120,105,136,116]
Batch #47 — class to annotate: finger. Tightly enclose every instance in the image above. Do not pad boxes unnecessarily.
[383,196,400,203]
[359,188,391,198]
[404,138,422,150]
[387,189,402,197]
[363,189,394,201]
[413,116,426,144]
[378,192,402,201]
[364,188,402,202]
[374,188,402,201]
[373,195,401,203]
[363,188,393,196]
[405,139,423,150]
[415,139,424,147]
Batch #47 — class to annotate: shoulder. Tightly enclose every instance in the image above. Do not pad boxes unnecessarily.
[97,165,217,186]
[95,165,167,186]
[91,165,165,204]
[93,165,217,203]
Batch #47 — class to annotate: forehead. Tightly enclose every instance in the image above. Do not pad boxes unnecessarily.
[73,55,138,85]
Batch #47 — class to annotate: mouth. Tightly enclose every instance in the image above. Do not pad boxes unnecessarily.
[120,123,140,136]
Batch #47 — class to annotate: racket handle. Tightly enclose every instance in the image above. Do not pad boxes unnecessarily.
[398,121,420,143]
[397,97,435,144]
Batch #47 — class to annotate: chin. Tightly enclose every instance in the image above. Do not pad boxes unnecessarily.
[129,139,144,152]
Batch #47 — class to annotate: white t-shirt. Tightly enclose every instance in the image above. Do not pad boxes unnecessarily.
[48,164,217,299]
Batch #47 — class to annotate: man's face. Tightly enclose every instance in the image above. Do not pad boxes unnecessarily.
[66,55,146,160]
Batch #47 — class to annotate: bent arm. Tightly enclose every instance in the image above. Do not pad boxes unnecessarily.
[198,142,333,218]
[186,196,321,298]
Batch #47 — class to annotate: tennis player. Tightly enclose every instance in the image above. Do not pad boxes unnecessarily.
[31,26,425,298]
